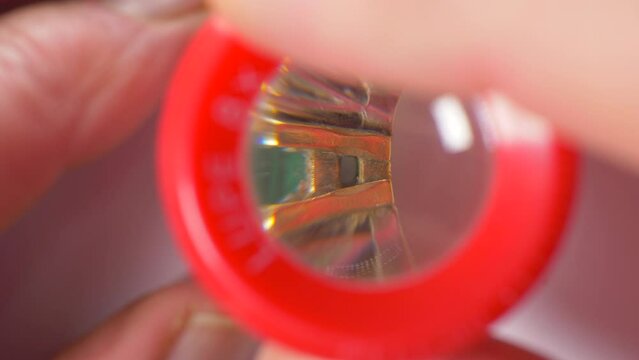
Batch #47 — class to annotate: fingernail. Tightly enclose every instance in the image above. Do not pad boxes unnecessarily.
[108,0,206,20]
[168,312,259,360]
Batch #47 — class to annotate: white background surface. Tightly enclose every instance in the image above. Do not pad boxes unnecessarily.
[1,120,639,359]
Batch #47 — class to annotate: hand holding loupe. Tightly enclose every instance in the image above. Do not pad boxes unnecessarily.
[158,18,576,359]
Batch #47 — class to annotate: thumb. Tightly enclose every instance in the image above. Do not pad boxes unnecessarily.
[0,0,204,228]
[56,281,259,360]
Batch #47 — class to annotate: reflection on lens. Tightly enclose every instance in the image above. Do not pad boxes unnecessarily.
[248,64,493,282]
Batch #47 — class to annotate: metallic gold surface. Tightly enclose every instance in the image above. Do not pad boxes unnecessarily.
[249,64,405,280]
[248,64,490,281]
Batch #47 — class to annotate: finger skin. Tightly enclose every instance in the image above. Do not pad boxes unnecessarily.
[0,2,203,228]
[0,0,39,13]
[214,0,639,172]
[55,282,213,360]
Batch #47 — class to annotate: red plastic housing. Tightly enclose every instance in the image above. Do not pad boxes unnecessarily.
[158,19,577,359]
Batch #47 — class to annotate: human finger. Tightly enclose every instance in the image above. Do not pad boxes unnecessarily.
[214,0,639,172]
[0,0,204,228]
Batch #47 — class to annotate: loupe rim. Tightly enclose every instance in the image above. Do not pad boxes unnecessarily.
[158,18,578,359]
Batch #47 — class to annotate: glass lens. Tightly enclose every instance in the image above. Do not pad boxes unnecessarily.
[247,64,493,283]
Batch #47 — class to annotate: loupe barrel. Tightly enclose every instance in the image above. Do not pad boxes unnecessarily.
[159,21,576,359]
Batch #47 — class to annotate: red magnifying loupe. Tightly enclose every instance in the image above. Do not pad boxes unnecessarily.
[158,18,577,359]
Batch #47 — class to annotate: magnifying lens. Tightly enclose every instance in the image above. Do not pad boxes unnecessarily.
[158,18,577,359]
